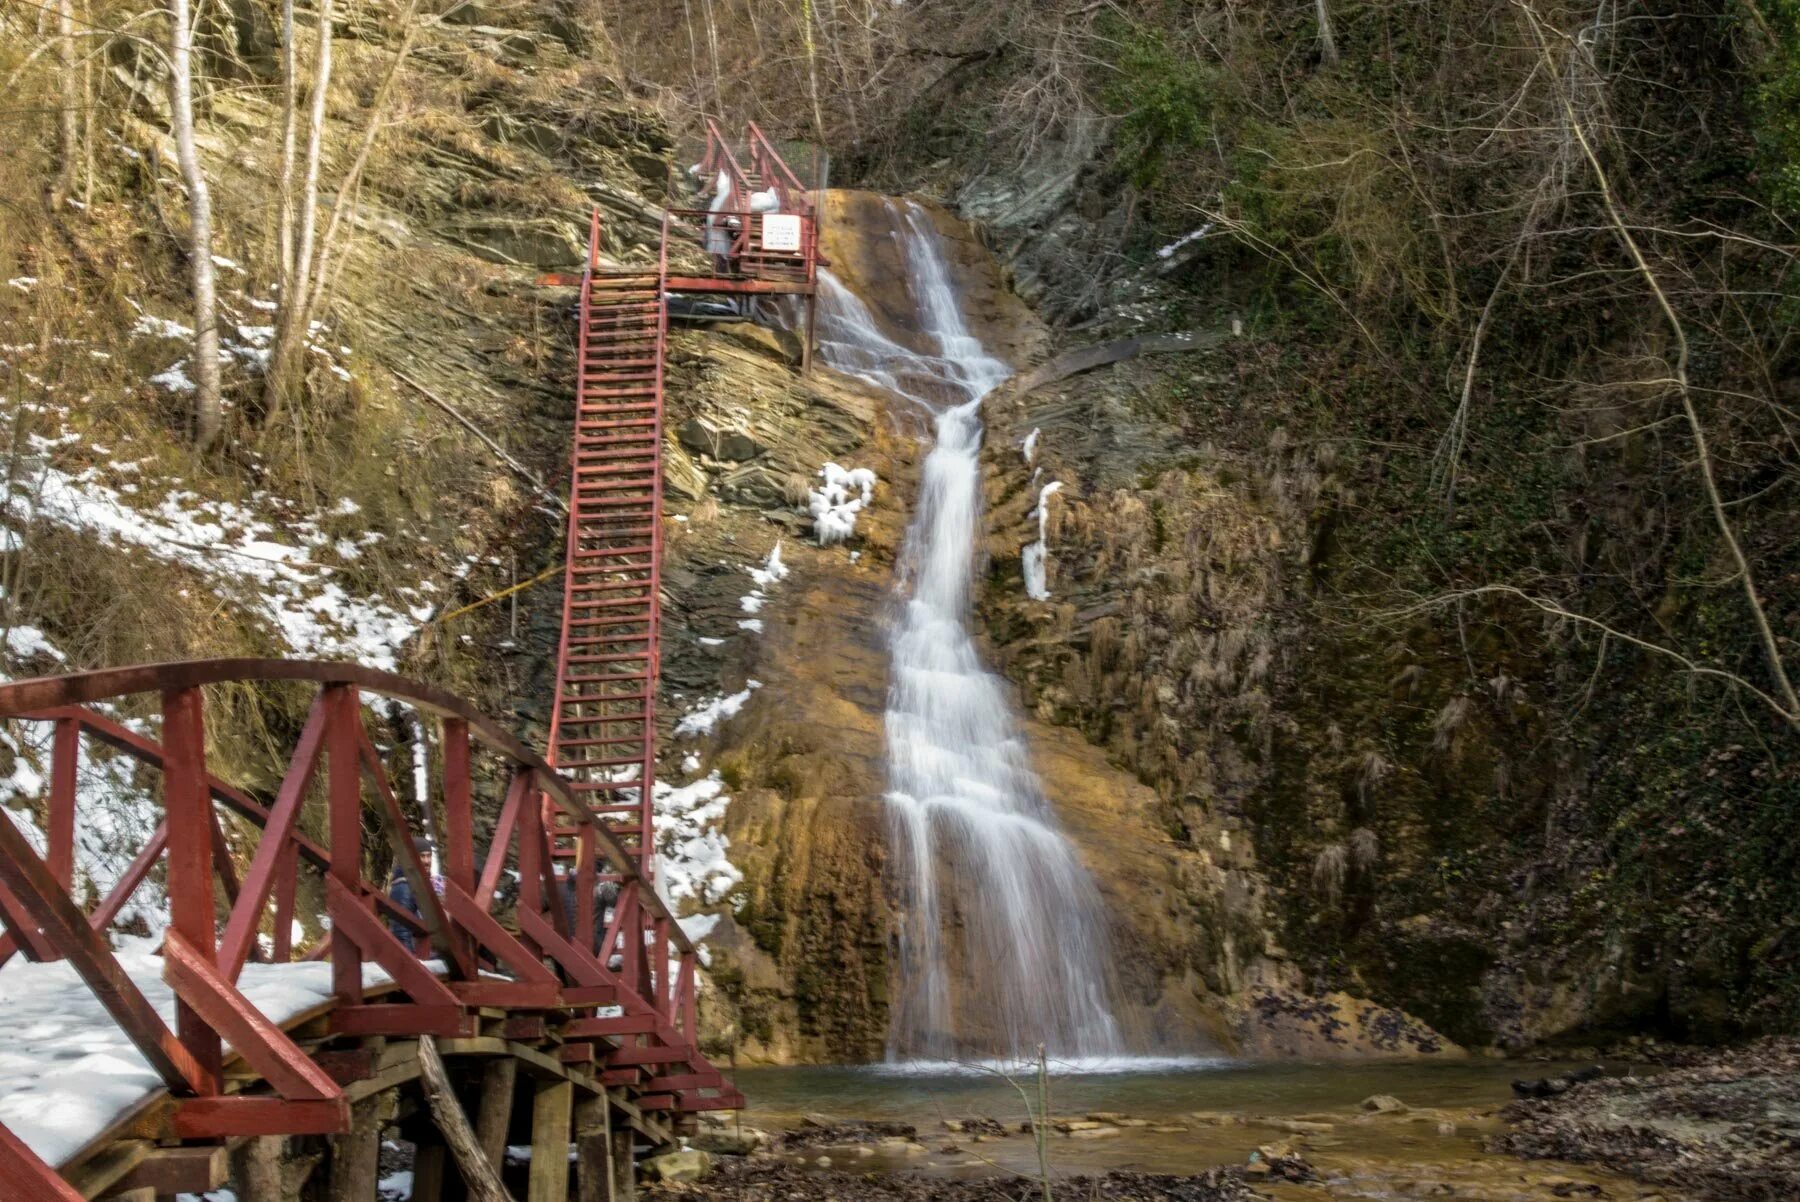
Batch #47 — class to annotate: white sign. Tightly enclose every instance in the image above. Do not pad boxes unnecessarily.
[761,214,803,253]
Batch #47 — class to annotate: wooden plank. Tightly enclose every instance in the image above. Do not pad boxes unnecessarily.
[503,1016,548,1041]
[58,1136,148,1199]
[314,1048,377,1085]
[556,1044,595,1065]
[173,1097,349,1139]
[331,1004,472,1038]
[528,1077,573,1202]
[606,1045,694,1067]
[563,1014,656,1040]
[640,1072,722,1092]
[449,979,563,1009]
[109,1144,229,1194]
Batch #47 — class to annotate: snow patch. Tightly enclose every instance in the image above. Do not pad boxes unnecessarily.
[673,682,762,738]
[1022,481,1064,601]
[808,462,877,545]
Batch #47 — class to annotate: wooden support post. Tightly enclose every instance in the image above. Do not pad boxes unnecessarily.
[474,1057,517,1174]
[47,716,77,891]
[229,1135,284,1202]
[327,1095,382,1201]
[609,1099,637,1202]
[574,1092,613,1202]
[528,1078,573,1202]
[325,684,365,1005]
[163,685,223,1087]
[412,1144,447,1202]
[442,717,474,893]
[417,1037,514,1202]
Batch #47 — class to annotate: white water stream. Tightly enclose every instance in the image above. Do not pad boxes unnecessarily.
[816,200,1125,1063]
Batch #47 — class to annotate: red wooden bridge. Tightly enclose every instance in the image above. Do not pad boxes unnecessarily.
[0,122,819,1200]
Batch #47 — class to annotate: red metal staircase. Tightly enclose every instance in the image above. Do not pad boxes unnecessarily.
[545,122,821,874]
[546,210,673,878]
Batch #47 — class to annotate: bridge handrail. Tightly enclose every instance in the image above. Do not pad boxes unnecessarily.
[0,658,696,953]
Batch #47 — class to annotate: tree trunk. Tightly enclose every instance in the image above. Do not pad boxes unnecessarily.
[276,0,298,286]
[168,0,223,449]
[1315,0,1340,64]
[50,0,77,209]
[264,0,335,427]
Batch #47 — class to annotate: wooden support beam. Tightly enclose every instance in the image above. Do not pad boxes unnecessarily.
[417,1036,514,1202]
[108,1143,229,1195]
[327,1096,382,1202]
[413,1144,448,1202]
[173,1097,349,1139]
[528,1077,573,1202]
[563,1014,658,1039]
[229,1136,285,1202]
[609,1102,637,1202]
[332,1003,473,1038]
[574,1092,612,1202]
[161,685,223,1088]
[474,1056,517,1174]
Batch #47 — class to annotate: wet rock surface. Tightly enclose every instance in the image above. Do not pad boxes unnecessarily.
[644,1158,1252,1201]
[1494,1039,1800,1201]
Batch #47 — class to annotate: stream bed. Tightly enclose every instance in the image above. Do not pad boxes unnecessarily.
[706,1059,1687,1201]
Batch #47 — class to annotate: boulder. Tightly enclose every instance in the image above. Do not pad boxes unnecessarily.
[641,1149,711,1183]
[679,417,763,462]
[1361,1095,1408,1113]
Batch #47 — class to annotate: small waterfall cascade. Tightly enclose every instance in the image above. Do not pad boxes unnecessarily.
[815,199,1125,1064]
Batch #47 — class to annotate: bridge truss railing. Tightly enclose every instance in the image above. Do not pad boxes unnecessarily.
[0,659,728,1193]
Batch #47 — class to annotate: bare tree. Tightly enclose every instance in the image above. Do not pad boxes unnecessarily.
[1315,0,1339,64]
[168,0,222,448]
[49,0,78,209]
[276,0,299,288]
[264,0,336,426]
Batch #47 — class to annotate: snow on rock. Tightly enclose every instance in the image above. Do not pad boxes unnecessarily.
[653,772,741,912]
[1021,481,1064,601]
[0,940,404,1166]
[673,681,762,738]
[807,462,878,545]
[1021,428,1040,464]
[7,446,423,669]
[733,542,787,626]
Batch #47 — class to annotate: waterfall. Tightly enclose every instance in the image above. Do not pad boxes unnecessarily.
[816,200,1124,1064]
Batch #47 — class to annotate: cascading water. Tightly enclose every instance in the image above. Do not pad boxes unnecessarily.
[816,200,1125,1064]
